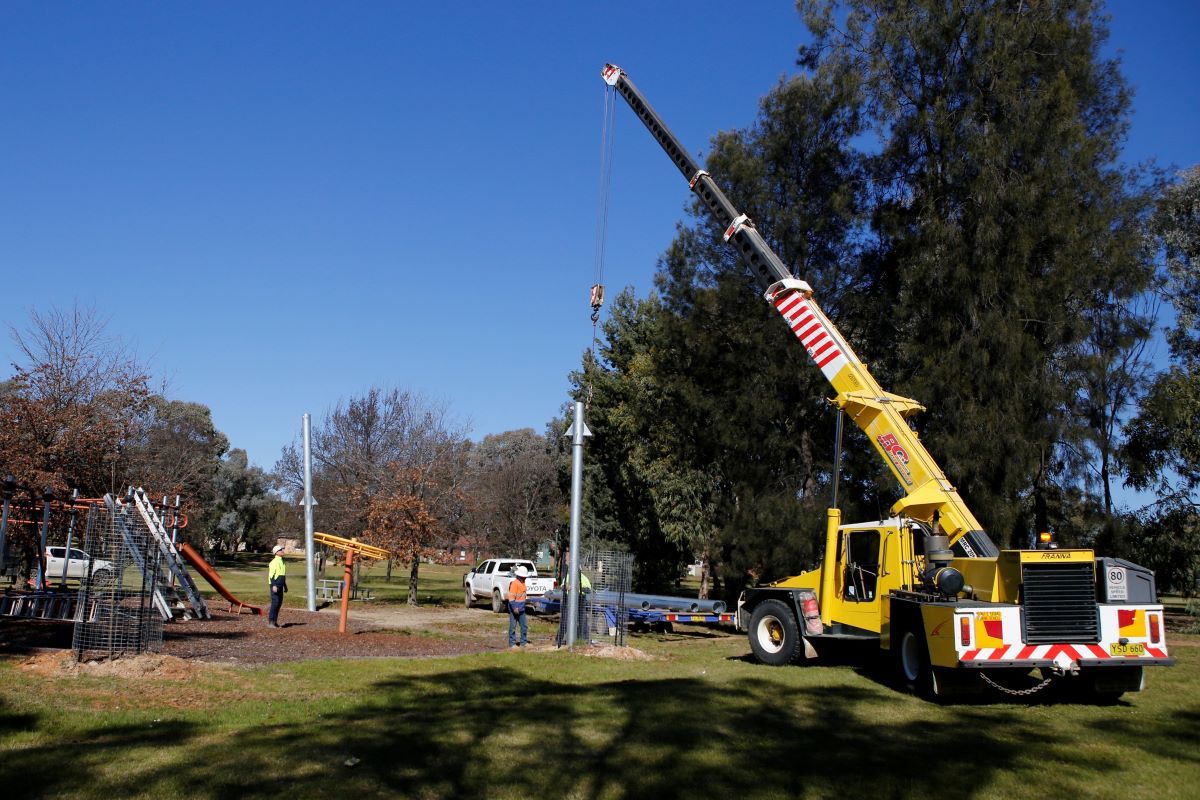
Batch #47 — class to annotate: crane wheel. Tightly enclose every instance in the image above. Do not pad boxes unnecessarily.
[747,599,804,666]
[897,628,943,698]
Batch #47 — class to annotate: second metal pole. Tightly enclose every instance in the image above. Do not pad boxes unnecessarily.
[565,401,590,647]
[303,413,317,612]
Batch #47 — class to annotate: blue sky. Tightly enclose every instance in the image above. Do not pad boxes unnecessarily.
[2,1,1197,500]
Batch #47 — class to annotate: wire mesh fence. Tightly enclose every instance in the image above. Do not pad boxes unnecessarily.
[71,499,165,660]
[580,548,634,647]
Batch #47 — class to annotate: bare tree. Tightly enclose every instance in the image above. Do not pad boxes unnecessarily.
[0,305,150,496]
[464,428,563,557]
[275,387,470,598]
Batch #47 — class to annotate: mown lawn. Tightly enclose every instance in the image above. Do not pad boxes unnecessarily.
[190,555,470,608]
[1,625,1197,800]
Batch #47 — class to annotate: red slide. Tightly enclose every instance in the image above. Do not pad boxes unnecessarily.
[177,541,265,616]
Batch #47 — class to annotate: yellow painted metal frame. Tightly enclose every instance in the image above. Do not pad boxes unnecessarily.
[313,531,390,561]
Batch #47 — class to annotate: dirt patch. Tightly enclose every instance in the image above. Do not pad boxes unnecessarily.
[154,605,561,665]
[19,650,219,680]
[576,645,657,661]
[2,604,564,666]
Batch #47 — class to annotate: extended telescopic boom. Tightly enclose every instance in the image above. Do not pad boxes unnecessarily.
[602,64,995,556]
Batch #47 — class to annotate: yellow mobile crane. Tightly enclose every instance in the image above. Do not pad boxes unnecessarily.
[602,64,1172,698]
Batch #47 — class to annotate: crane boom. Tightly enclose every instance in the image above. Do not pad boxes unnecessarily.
[602,64,994,556]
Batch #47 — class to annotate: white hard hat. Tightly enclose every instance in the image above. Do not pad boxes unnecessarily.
[514,565,530,578]
[272,545,285,554]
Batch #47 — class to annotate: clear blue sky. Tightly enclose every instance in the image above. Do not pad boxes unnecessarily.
[2,1,1197,486]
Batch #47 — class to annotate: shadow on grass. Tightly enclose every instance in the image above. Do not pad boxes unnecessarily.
[0,660,1159,800]
[0,698,37,736]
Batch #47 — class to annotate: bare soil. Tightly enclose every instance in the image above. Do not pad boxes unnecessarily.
[157,606,513,664]
[1,604,651,666]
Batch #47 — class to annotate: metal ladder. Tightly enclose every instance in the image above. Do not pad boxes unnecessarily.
[132,489,210,620]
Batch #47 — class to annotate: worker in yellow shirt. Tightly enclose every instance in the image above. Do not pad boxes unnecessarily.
[267,545,288,628]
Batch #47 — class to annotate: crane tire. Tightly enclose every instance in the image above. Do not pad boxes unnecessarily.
[897,627,939,698]
[748,599,804,666]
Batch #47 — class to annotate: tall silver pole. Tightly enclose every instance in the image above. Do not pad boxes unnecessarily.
[565,401,590,647]
[303,413,316,612]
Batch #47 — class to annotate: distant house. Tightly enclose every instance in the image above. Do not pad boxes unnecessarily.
[276,537,304,555]
[451,537,475,565]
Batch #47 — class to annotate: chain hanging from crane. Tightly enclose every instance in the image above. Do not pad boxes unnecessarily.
[586,81,617,402]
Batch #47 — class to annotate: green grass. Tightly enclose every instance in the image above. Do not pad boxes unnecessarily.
[188,555,469,607]
[2,625,1198,800]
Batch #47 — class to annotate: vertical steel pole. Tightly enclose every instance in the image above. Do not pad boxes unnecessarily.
[162,495,176,589]
[36,489,53,590]
[0,475,14,573]
[60,489,79,587]
[171,496,181,546]
[302,413,317,612]
[565,401,590,647]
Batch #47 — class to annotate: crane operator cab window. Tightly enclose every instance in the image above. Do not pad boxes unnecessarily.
[842,530,881,602]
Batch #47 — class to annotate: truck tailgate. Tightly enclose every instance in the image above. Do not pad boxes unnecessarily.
[526,578,555,596]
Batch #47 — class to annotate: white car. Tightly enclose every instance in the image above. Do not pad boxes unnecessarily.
[43,546,115,588]
[464,558,556,613]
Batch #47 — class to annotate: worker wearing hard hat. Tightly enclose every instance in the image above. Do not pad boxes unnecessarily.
[507,565,530,648]
[268,545,288,627]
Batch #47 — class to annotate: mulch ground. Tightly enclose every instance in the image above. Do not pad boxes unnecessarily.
[162,608,509,664]
[1,608,509,666]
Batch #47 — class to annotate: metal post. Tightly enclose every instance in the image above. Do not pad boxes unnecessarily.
[60,489,79,587]
[36,489,53,590]
[162,495,175,589]
[565,401,591,647]
[338,548,354,634]
[303,413,317,612]
[0,475,14,573]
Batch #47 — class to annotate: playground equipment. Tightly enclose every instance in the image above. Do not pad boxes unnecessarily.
[0,481,187,658]
[176,541,263,615]
[312,531,388,633]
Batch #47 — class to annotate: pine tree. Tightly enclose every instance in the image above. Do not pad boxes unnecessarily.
[800,0,1156,545]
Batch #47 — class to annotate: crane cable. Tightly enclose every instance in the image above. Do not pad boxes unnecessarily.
[587,82,617,402]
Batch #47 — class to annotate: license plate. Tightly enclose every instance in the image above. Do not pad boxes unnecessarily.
[1109,642,1145,657]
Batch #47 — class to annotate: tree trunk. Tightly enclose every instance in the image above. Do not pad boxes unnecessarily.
[386,557,393,583]
[408,554,420,607]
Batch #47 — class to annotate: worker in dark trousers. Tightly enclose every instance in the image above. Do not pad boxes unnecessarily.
[267,545,288,627]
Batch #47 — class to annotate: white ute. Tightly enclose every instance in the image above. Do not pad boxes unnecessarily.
[43,546,115,587]
[464,558,556,613]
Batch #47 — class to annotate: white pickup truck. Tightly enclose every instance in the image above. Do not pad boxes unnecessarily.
[43,546,115,587]
[464,558,556,613]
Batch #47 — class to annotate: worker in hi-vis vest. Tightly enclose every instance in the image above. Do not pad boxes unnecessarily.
[268,545,288,628]
[507,565,529,647]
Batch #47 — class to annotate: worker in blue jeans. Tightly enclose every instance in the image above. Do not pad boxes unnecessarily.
[507,565,529,647]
